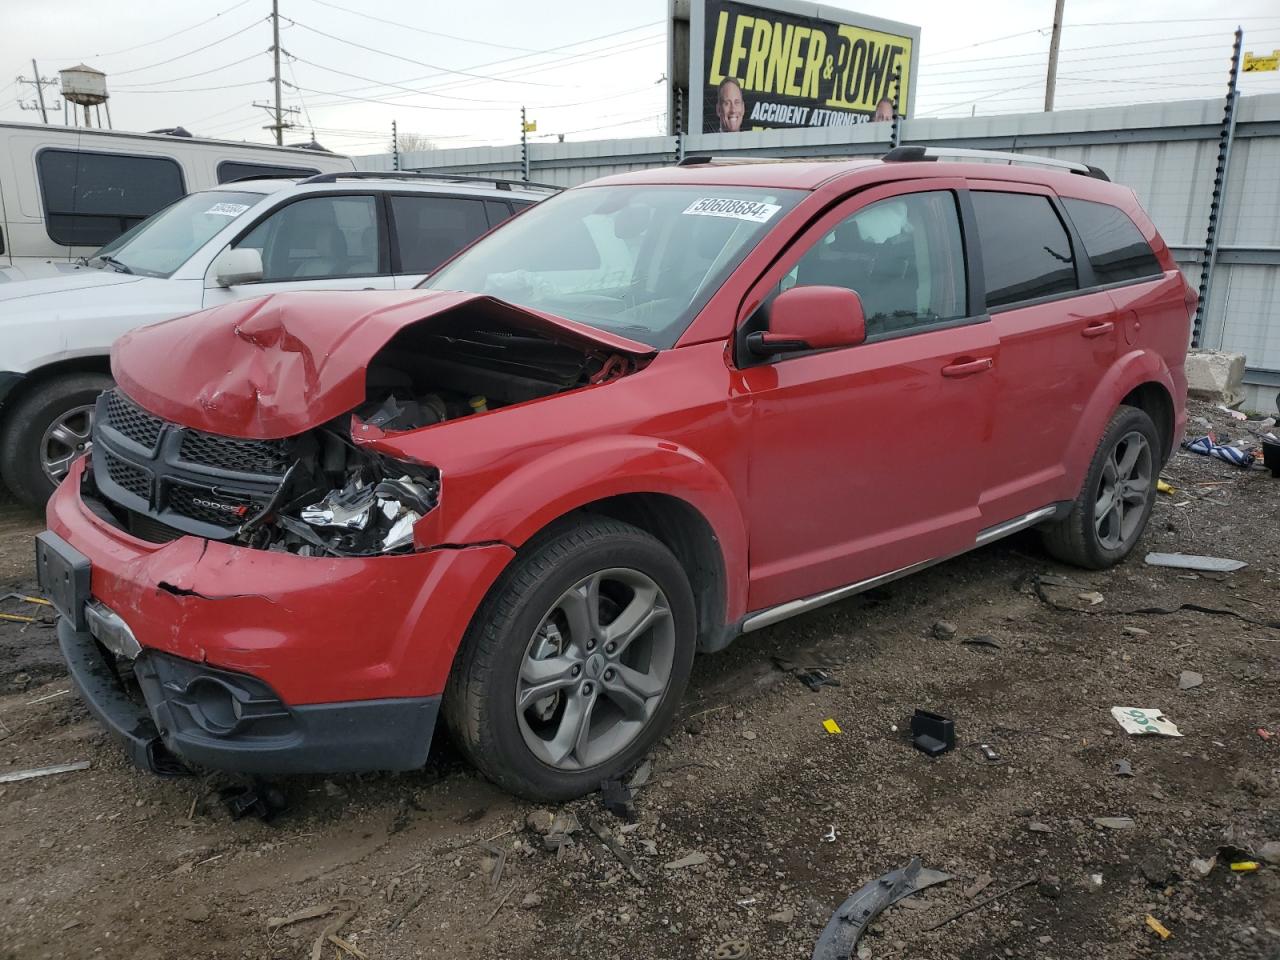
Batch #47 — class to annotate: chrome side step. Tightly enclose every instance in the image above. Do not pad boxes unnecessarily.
[740,505,1057,634]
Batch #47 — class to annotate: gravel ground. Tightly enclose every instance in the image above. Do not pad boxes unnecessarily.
[0,400,1276,960]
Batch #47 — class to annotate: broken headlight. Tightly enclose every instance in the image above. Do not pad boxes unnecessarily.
[287,471,437,555]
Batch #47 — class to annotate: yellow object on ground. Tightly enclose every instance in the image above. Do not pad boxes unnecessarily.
[1230,861,1259,872]
[1145,915,1172,940]
[1157,479,1175,494]
[822,719,842,734]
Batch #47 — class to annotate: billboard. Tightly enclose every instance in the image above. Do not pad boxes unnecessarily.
[672,0,920,135]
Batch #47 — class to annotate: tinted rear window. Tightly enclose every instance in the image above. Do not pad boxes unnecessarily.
[971,192,1077,308]
[217,160,319,183]
[1063,198,1162,284]
[390,195,490,274]
[37,149,186,247]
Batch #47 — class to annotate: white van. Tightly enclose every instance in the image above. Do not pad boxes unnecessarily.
[0,122,353,282]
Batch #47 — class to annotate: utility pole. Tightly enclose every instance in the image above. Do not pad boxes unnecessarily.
[32,59,48,123]
[1044,0,1065,111]
[17,61,60,123]
[271,0,284,144]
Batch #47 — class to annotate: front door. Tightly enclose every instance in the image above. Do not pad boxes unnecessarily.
[734,182,1000,613]
[203,193,393,307]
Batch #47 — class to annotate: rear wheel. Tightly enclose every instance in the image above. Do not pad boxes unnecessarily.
[1,372,113,508]
[444,517,695,801]
[1042,405,1159,569]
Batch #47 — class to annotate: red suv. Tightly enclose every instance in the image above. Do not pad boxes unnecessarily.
[38,148,1191,799]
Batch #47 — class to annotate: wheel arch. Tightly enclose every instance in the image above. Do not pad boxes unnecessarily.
[0,355,112,430]
[1119,380,1175,464]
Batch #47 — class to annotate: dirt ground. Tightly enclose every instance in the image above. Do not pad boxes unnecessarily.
[0,400,1276,960]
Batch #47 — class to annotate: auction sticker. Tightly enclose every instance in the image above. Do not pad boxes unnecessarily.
[206,202,251,217]
[682,197,781,223]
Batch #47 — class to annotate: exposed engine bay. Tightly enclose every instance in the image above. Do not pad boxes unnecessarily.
[86,315,636,557]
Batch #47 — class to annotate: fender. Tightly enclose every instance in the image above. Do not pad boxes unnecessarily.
[428,434,750,626]
[1062,348,1175,487]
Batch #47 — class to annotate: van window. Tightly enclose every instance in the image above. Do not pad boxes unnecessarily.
[971,192,1077,308]
[217,161,320,184]
[786,191,969,337]
[1062,198,1162,285]
[390,195,490,274]
[37,149,185,247]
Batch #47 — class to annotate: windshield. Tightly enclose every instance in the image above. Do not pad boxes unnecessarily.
[424,184,804,347]
[91,190,263,278]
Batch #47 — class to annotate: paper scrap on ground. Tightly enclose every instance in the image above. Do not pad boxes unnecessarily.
[1111,707,1183,737]
[822,718,842,734]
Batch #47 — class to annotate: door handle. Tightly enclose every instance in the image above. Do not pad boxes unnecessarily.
[941,357,993,378]
[1082,321,1115,338]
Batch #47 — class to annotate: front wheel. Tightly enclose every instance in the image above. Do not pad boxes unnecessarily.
[444,518,696,801]
[1041,404,1159,569]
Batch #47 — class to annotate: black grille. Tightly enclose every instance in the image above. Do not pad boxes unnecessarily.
[126,511,185,544]
[178,430,290,476]
[104,390,163,449]
[166,485,255,527]
[100,449,151,500]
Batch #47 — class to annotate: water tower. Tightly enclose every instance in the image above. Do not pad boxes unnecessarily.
[59,64,111,129]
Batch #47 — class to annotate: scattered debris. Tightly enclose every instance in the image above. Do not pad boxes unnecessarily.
[664,851,708,870]
[0,760,90,784]
[743,730,758,741]
[1229,861,1259,873]
[220,781,287,822]
[1190,856,1216,877]
[1145,552,1246,572]
[931,620,958,640]
[1078,591,1105,606]
[794,668,840,691]
[911,709,955,756]
[960,635,1002,650]
[1122,626,1150,637]
[963,874,993,900]
[978,743,1001,763]
[268,902,344,932]
[480,844,507,897]
[1182,434,1255,468]
[585,815,645,884]
[1094,816,1136,830]
[920,875,1033,933]
[1111,707,1183,737]
[768,908,795,923]
[812,857,952,958]
[268,896,357,957]
[1260,841,1280,866]
[714,938,750,959]
[822,719,842,735]
[327,934,368,959]
[628,760,652,790]
[600,778,637,822]
[1028,822,1053,834]
[521,892,543,909]
[1156,479,1176,495]
[1178,671,1204,691]
[1113,760,1134,777]
[484,888,515,926]
[1145,915,1172,940]
[1216,405,1247,421]
[821,825,837,843]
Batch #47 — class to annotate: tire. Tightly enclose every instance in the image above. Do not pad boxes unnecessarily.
[1041,404,1160,570]
[443,517,696,802]
[0,372,113,508]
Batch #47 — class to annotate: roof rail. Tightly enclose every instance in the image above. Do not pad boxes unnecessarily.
[300,170,563,191]
[676,154,796,166]
[883,145,1110,181]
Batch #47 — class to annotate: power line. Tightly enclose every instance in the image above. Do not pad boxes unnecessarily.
[926,28,1048,59]
[121,80,266,95]
[926,31,1257,70]
[46,0,256,62]
[303,0,548,54]
[113,52,264,88]
[107,16,268,76]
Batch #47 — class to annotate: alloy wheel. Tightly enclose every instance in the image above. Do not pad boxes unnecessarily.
[1094,430,1152,550]
[40,404,95,485]
[515,567,675,771]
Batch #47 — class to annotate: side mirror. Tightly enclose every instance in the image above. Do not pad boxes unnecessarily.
[747,285,867,357]
[212,247,264,287]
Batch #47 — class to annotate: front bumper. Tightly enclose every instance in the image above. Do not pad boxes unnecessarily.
[57,618,439,775]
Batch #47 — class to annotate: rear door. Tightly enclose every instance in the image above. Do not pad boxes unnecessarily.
[387,193,494,289]
[734,180,999,612]
[967,184,1121,523]
[202,192,393,307]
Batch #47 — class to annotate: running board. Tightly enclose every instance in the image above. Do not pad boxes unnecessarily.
[740,505,1057,634]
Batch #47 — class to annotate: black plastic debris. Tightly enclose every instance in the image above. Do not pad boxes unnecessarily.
[812,857,952,960]
[911,709,955,756]
[795,668,841,691]
[220,780,287,822]
[600,778,637,822]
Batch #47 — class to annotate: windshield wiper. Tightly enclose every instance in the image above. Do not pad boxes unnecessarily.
[95,255,133,275]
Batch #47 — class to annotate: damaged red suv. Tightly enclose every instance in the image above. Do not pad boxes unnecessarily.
[39,148,1192,799]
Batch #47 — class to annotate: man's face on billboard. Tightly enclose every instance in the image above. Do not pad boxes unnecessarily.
[874,99,894,122]
[717,82,744,132]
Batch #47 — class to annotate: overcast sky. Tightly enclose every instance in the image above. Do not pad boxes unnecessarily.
[2,0,1279,156]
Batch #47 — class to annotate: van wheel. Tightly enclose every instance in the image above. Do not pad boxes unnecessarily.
[0,372,113,508]
[1041,405,1159,569]
[444,518,695,802]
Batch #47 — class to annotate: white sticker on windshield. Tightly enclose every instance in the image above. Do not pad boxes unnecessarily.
[682,197,781,223]
[206,202,250,217]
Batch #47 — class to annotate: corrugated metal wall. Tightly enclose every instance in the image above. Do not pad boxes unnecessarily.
[355,93,1280,411]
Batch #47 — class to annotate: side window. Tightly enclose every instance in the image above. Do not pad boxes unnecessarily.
[1062,198,1162,285]
[484,199,514,227]
[217,161,319,183]
[787,191,968,337]
[235,195,379,281]
[390,196,490,274]
[971,192,1076,308]
[37,149,185,247]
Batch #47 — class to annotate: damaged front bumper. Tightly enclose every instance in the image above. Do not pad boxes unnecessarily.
[43,457,515,776]
[56,617,439,775]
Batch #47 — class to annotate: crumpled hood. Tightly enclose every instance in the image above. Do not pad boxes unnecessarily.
[0,268,140,304]
[112,289,655,438]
